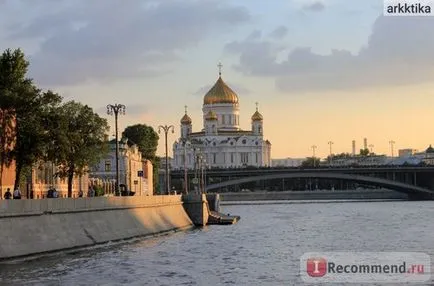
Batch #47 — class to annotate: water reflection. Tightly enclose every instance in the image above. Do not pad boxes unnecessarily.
[1,201,433,285]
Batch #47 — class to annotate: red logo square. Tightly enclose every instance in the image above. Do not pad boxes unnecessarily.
[307,257,327,277]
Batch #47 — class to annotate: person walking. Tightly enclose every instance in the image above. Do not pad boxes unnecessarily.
[13,187,21,199]
[4,188,11,200]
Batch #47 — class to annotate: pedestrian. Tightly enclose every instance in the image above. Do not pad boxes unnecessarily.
[4,188,12,200]
[13,187,21,199]
[52,188,58,198]
[78,189,83,198]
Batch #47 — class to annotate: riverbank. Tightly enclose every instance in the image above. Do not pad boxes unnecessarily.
[0,196,194,260]
[219,189,408,203]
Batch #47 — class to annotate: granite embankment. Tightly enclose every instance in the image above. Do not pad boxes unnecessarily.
[219,189,408,202]
[0,196,195,260]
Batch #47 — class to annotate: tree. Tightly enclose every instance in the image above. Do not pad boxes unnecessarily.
[301,157,321,168]
[359,148,370,156]
[12,88,62,189]
[0,48,29,191]
[122,124,159,160]
[326,152,352,162]
[51,101,109,197]
[122,124,160,191]
[0,48,64,190]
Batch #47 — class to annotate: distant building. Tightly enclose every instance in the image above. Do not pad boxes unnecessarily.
[172,67,271,170]
[414,145,434,165]
[398,149,418,157]
[32,161,88,199]
[90,139,153,196]
[271,158,305,167]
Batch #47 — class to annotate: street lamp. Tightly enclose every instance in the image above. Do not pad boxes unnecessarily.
[311,145,317,167]
[107,103,126,195]
[182,139,189,194]
[158,125,174,195]
[389,140,395,157]
[193,148,200,193]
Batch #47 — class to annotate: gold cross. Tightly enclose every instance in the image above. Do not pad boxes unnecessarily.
[184,105,188,114]
[218,62,223,76]
[255,102,259,111]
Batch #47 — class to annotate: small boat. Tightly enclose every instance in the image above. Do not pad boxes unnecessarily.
[208,211,241,225]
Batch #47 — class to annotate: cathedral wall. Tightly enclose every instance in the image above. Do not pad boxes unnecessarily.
[172,134,270,169]
[202,104,240,130]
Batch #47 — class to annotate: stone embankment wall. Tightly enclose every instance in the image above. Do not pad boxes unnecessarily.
[0,196,193,260]
[220,189,408,202]
[182,194,209,226]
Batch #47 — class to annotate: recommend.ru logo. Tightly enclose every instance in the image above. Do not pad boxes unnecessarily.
[300,252,431,283]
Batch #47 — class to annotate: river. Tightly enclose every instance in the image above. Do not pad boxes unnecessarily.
[1,200,433,285]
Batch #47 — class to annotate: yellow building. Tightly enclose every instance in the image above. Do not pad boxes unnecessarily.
[90,139,153,196]
[32,161,88,198]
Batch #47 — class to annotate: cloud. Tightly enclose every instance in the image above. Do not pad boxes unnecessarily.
[268,26,288,39]
[302,1,326,12]
[225,16,434,92]
[4,0,250,86]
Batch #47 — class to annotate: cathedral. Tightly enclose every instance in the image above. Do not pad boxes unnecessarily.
[172,65,271,170]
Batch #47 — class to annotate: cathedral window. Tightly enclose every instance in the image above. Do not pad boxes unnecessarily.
[213,153,216,164]
[241,153,248,164]
[231,153,234,163]
[222,114,225,124]
[255,153,258,163]
[258,126,262,134]
[242,139,246,144]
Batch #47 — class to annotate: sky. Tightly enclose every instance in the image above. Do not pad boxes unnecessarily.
[1,0,434,159]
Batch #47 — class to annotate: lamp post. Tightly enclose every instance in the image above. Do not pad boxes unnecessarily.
[200,157,206,194]
[328,141,333,165]
[107,103,126,195]
[193,148,200,193]
[158,125,174,195]
[182,139,188,194]
[311,145,317,167]
[389,140,395,157]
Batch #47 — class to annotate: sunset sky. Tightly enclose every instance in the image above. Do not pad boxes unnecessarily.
[1,0,434,159]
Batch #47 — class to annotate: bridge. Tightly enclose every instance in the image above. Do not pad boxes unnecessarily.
[169,166,434,200]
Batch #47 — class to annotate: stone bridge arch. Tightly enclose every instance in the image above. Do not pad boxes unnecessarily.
[205,172,434,199]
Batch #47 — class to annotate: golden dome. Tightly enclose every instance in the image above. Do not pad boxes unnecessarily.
[251,110,263,121]
[180,105,192,125]
[205,110,218,121]
[180,113,192,125]
[251,103,263,121]
[203,76,239,105]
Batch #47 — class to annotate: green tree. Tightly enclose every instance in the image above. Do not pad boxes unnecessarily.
[122,124,160,192]
[0,48,63,190]
[0,48,29,191]
[359,148,370,156]
[51,101,109,197]
[326,152,353,162]
[301,157,321,168]
[12,88,62,189]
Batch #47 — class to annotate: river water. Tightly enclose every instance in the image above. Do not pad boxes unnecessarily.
[1,200,434,285]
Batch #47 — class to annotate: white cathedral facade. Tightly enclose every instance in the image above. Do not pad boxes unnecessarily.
[172,68,271,170]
